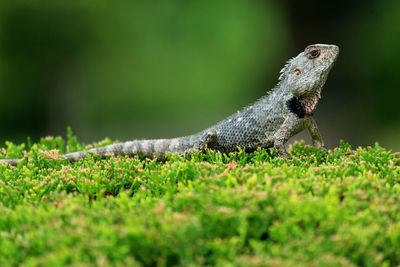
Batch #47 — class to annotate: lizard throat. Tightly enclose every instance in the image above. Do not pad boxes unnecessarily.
[299,88,322,116]
[286,88,322,119]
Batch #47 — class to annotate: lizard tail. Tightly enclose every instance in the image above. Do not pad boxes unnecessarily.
[0,138,187,166]
[0,130,217,165]
[62,137,189,162]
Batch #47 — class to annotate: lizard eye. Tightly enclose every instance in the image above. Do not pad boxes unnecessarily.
[294,68,301,75]
[307,49,321,59]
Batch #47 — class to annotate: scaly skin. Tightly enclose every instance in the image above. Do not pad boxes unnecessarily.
[0,44,339,165]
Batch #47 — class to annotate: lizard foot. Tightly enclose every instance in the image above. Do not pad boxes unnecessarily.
[274,143,292,160]
[279,151,293,160]
[181,129,218,159]
[196,129,217,151]
[182,149,199,159]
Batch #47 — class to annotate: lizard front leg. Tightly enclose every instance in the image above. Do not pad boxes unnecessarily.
[273,117,304,159]
[308,118,327,151]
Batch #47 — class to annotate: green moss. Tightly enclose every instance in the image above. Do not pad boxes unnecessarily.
[0,130,399,266]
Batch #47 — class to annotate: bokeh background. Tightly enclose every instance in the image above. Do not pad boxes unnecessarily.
[0,0,399,150]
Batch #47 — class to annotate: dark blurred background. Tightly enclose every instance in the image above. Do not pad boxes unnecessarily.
[0,0,399,150]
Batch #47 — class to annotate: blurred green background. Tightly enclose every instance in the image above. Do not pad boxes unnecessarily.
[0,0,399,150]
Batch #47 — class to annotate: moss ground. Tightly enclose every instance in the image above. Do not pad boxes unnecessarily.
[1,129,399,266]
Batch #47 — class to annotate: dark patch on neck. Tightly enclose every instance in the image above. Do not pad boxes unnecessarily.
[286,97,305,118]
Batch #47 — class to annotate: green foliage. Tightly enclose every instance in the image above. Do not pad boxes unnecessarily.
[0,132,400,266]
[0,1,288,143]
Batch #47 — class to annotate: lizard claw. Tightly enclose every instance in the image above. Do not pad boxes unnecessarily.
[279,151,293,160]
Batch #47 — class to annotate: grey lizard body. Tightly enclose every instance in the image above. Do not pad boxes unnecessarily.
[0,44,339,165]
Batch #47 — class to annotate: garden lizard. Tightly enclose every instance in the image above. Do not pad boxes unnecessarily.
[0,44,339,165]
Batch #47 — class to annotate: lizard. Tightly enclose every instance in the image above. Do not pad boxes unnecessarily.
[0,44,339,165]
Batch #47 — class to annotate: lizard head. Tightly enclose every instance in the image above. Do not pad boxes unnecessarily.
[279,44,339,114]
